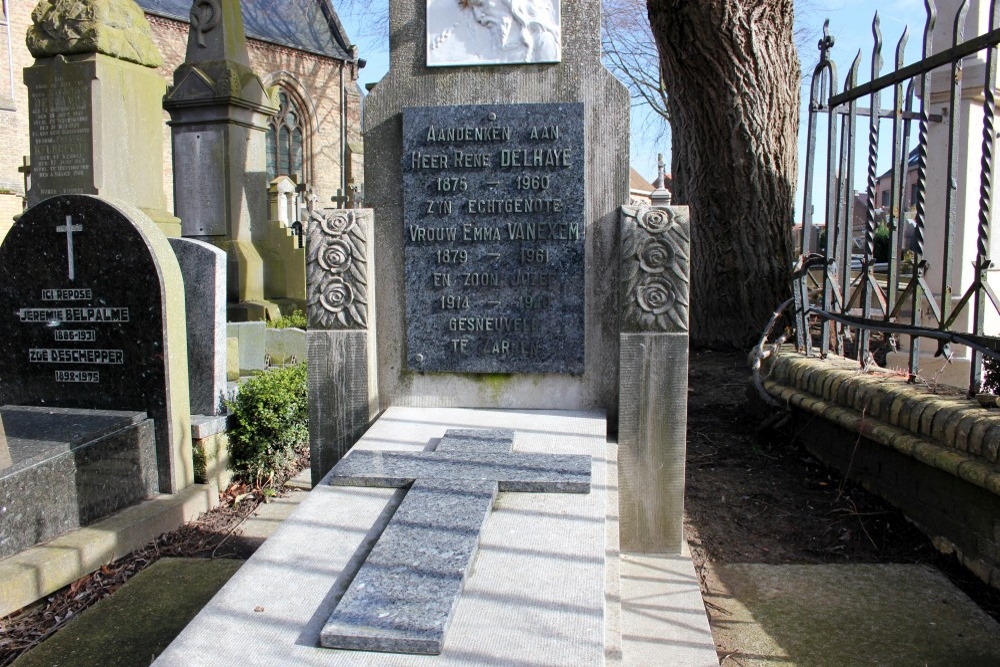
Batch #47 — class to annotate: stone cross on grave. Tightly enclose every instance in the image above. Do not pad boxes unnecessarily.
[18,157,31,201]
[320,428,591,655]
[55,216,83,281]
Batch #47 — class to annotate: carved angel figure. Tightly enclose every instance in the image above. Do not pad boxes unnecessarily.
[428,0,561,66]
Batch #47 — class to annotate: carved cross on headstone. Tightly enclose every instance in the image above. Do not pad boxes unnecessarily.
[320,428,591,655]
[55,216,83,281]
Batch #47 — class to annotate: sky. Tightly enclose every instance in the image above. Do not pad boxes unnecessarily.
[336,1,928,208]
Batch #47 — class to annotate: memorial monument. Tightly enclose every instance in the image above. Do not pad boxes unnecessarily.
[23,0,181,235]
[163,0,280,320]
[364,0,626,412]
[156,0,709,663]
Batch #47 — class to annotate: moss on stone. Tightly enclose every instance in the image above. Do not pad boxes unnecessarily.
[26,0,163,68]
[13,558,241,666]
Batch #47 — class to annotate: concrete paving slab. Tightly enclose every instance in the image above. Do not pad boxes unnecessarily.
[13,558,242,667]
[619,551,719,666]
[154,407,611,666]
[704,563,1000,666]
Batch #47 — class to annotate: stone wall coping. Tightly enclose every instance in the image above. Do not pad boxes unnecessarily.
[763,350,1000,466]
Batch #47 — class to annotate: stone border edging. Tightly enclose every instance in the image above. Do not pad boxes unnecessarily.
[763,380,1000,497]
[764,352,1000,463]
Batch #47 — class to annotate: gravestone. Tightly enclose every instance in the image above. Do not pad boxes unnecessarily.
[0,195,193,493]
[163,0,279,319]
[23,0,180,235]
[168,238,227,416]
[363,0,627,411]
[156,0,707,663]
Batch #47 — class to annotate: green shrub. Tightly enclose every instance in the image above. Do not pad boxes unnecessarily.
[226,363,308,487]
[985,356,1000,394]
[268,309,307,329]
[873,223,891,263]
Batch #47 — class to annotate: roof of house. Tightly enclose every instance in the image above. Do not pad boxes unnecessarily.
[876,146,920,182]
[136,0,353,60]
[629,168,653,194]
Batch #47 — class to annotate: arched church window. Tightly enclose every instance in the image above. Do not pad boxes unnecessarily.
[266,91,306,183]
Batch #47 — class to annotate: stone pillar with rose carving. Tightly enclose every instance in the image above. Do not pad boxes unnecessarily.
[618,205,691,553]
[305,207,378,487]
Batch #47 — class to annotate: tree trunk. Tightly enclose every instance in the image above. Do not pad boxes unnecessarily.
[647,0,799,348]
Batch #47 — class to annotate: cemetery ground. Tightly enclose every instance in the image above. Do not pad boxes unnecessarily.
[1,351,999,665]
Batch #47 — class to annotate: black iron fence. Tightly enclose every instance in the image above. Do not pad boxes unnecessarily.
[782,1,1000,395]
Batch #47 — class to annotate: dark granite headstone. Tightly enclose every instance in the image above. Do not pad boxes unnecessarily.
[402,103,585,374]
[0,195,192,493]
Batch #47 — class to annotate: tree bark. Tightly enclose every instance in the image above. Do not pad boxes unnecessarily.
[647,0,799,348]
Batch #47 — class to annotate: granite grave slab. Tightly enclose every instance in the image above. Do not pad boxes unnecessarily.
[0,405,157,559]
[321,428,591,653]
[0,195,192,493]
[402,103,585,374]
[153,407,609,665]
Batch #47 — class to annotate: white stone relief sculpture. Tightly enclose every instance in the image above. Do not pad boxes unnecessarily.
[427,0,561,67]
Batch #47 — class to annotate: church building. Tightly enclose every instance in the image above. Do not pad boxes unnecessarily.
[0,0,365,236]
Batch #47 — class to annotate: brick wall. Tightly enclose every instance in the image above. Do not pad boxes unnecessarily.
[764,350,1000,590]
[0,0,34,201]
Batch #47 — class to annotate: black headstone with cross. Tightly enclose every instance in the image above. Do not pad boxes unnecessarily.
[319,428,591,654]
[0,195,191,493]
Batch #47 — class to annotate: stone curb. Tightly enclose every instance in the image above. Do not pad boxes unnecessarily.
[0,483,218,618]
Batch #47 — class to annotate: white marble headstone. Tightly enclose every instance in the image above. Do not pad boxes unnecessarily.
[426,0,562,66]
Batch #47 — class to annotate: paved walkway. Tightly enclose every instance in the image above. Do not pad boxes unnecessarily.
[701,561,1000,666]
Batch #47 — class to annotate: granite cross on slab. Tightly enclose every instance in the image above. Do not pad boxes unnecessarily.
[320,428,591,655]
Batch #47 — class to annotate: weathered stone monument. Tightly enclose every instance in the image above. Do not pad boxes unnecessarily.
[23,0,180,235]
[156,0,709,662]
[364,0,624,411]
[0,195,192,493]
[164,0,279,320]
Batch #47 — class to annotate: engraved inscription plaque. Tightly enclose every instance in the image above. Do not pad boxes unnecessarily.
[402,103,585,374]
[174,130,227,236]
[27,78,95,198]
